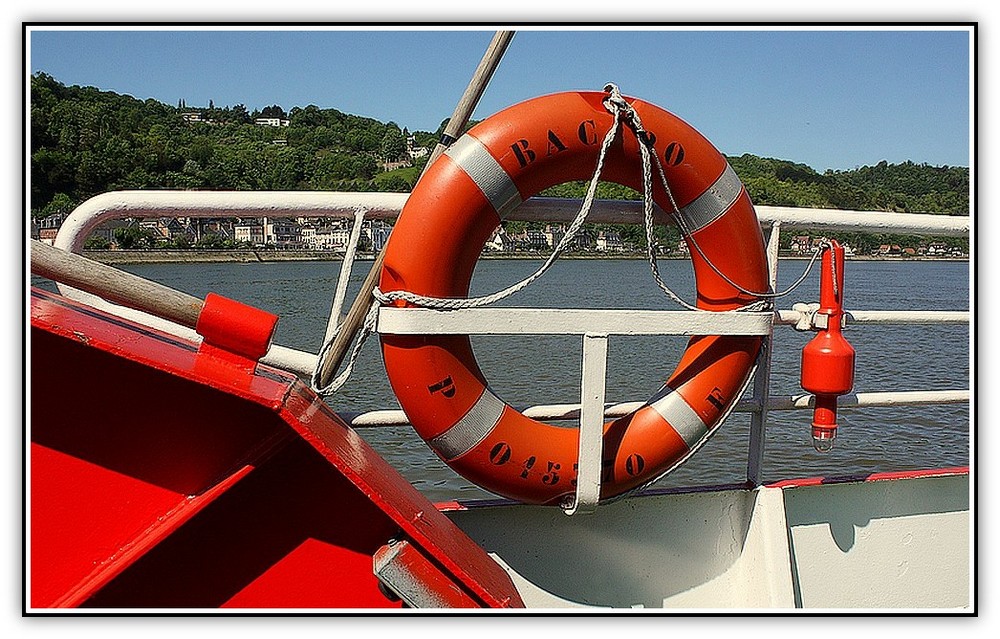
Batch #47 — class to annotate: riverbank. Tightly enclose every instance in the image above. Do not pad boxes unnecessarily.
[82,249,970,265]
[82,249,347,265]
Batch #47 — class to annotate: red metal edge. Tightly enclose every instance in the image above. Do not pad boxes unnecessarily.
[765,466,970,489]
[30,286,296,406]
[277,384,524,608]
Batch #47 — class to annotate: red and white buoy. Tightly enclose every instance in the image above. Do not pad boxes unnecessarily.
[800,240,856,452]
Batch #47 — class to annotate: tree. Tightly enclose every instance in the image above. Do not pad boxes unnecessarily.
[194,233,230,249]
[39,193,75,219]
[261,104,287,119]
[170,234,192,249]
[227,104,251,124]
[289,104,325,127]
[380,124,407,162]
[84,235,111,250]
[28,71,969,250]
[113,226,157,249]
[411,129,437,149]
[378,174,412,192]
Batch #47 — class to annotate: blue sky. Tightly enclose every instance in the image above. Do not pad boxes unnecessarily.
[28,26,971,172]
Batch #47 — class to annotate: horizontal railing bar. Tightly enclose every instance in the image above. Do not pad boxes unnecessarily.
[753,204,969,237]
[523,198,971,237]
[54,190,409,253]
[376,307,774,336]
[776,309,970,326]
[342,389,970,427]
[842,310,970,324]
[53,190,970,255]
[378,307,969,337]
[754,389,970,411]
[306,314,958,379]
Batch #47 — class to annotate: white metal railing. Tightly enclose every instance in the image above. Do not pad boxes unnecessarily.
[52,190,970,256]
[42,190,970,508]
[378,305,779,514]
[47,190,970,376]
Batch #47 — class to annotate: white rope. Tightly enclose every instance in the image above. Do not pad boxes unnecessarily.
[637,103,829,305]
[323,208,367,344]
[311,208,374,396]
[311,298,380,396]
[608,82,833,311]
[621,86,704,313]
[310,91,627,396]
[606,83,774,313]
[659,151,829,302]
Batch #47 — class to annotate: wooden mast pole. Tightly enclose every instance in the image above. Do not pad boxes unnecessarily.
[314,30,515,390]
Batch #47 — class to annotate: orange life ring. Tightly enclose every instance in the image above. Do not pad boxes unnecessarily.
[379,91,768,505]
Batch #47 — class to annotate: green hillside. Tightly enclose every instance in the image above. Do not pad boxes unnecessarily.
[29,72,969,253]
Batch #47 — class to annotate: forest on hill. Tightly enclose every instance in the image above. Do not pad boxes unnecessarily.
[29,72,970,253]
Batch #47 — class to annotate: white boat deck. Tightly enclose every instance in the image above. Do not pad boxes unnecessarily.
[446,471,969,609]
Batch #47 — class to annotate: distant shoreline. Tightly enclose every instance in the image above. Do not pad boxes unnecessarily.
[81,249,970,266]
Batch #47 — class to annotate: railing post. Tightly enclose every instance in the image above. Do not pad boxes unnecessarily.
[747,221,781,486]
[565,332,609,515]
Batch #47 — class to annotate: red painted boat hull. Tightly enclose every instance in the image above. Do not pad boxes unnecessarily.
[28,287,523,610]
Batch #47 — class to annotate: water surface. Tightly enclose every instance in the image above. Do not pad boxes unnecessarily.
[32,257,971,502]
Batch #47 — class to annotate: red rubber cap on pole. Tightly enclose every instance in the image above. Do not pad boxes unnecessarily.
[196,293,278,361]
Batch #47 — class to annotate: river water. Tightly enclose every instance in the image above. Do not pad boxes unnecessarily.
[32,257,972,502]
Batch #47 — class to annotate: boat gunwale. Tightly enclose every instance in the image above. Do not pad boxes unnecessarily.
[434,465,972,512]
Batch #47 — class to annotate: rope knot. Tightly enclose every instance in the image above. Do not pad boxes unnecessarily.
[602,83,631,114]
[603,83,651,146]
